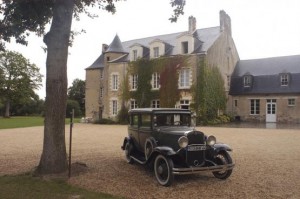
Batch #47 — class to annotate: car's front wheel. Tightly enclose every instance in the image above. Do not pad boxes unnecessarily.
[154,154,174,186]
[124,142,134,164]
[212,151,233,179]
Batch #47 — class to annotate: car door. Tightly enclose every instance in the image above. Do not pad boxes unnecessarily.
[138,113,152,153]
[128,113,140,149]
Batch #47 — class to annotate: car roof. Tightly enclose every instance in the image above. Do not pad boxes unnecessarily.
[128,108,191,114]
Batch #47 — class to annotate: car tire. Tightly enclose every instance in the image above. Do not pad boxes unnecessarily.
[154,154,174,186]
[125,142,134,164]
[212,151,233,179]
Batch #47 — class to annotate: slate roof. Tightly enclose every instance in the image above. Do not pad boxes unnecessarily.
[86,26,221,70]
[230,55,300,95]
[87,53,105,69]
[106,34,127,53]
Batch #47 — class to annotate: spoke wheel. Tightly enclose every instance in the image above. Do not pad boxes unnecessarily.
[125,142,134,164]
[212,151,233,179]
[154,154,174,186]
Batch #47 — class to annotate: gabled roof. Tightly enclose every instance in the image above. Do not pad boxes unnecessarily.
[230,55,300,95]
[232,55,300,76]
[86,26,221,69]
[121,26,220,55]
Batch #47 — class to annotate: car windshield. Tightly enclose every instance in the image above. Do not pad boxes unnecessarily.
[154,113,191,127]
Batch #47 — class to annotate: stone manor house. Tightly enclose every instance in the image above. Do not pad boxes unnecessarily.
[85,10,300,123]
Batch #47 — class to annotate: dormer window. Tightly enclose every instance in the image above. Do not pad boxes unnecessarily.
[182,41,188,54]
[153,47,159,58]
[281,73,289,86]
[133,50,138,61]
[243,75,252,87]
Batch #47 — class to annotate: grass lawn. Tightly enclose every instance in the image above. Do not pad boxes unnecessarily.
[0,117,81,129]
[0,174,120,199]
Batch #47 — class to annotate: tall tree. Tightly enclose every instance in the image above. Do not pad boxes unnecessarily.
[68,78,85,115]
[0,51,42,117]
[0,0,185,175]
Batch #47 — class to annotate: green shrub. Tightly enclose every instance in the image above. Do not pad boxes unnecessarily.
[94,118,117,124]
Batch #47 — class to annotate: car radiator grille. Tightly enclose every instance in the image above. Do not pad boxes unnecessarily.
[186,131,205,166]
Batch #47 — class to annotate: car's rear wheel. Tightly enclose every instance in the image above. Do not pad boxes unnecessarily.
[125,142,134,164]
[154,154,174,186]
[212,151,233,179]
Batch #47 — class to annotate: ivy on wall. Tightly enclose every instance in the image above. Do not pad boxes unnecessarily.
[191,59,226,123]
[123,56,187,108]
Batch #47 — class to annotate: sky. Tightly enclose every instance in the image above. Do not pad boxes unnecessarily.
[6,0,300,98]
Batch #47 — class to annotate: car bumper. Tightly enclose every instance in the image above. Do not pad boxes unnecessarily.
[172,163,235,175]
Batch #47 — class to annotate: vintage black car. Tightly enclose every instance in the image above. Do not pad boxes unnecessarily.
[121,108,234,186]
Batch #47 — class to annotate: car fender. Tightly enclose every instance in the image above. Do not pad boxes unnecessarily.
[121,137,132,150]
[153,146,177,156]
[213,143,232,155]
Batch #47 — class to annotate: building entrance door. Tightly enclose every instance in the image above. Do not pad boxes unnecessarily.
[266,99,276,123]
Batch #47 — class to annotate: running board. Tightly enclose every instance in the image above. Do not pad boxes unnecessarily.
[131,156,147,165]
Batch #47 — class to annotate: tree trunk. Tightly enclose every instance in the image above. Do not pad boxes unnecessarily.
[36,0,74,175]
[4,100,10,118]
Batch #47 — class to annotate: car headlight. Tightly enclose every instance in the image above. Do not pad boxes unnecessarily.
[178,136,189,148]
[207,135,216,146]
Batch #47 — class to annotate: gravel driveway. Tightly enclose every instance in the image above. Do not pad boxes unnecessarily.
[1,124,300,199]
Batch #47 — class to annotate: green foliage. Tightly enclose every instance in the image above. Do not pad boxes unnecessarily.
[93,118,117,125]
[0,51,43,117]
[192,60,227,124]
[0,174,119,199]
[66,100,82,118]
[68,78,85,115]
[125,56,186,108]
[117,105,129,124]
[9,96,45,116]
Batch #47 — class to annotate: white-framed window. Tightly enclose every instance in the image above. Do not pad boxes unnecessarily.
[152,100,160,108]
[152,72,160,89]
[179,68,190,88]
[288,98,295,106]
[180,100,190,109]
[131,74,138,90]
[112,74,118,90]
[244,75,252,87]
[100,87,103,98]
[133,50,138,61]
[153,47,159,58]
[130,99,138,109]
[112,100,118,116]
[281,74,289,86]
[250,99,260,115]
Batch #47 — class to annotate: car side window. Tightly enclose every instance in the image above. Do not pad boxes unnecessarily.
[141,114,151,128]
[131,114,139,128]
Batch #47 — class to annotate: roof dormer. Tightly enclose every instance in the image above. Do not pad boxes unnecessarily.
[175,16,198,55]
[149,39,166,58]
[129,43,149,61]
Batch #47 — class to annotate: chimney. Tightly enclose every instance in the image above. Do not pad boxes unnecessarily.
[220,10,232,36]
[102,44,108,53]
[188,16,196,34]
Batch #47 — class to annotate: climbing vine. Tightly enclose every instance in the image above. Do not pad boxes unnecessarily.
[191,59,227,124]
[123,56,187,108]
